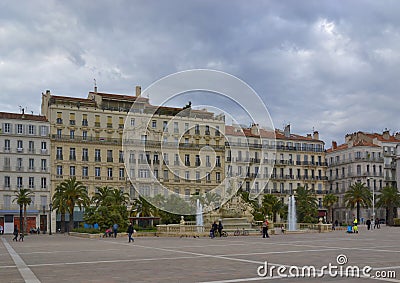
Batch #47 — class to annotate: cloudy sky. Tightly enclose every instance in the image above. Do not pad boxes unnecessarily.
[1,0,399,146]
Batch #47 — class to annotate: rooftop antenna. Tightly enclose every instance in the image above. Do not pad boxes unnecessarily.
[19,106,22,113]
[94,78,97,92]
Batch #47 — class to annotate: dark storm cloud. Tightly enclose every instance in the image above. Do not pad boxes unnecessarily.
[1,0,399,144]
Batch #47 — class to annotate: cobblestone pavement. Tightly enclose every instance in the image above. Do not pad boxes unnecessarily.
[1,225,399,283]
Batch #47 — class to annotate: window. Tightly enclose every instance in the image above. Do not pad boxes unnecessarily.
[196,171,200,181]
[95,167,101,177]
[56,147,63,160]
[185,171,190,180]
[17,140,23,151]
[206,156,211,167]
[17,158,23,170]
[184,123,189,131]
[57,165,63,176]
[4,139,10,151]
[41,141,47,150]
[28,125,35,135]
[41,159,47,171]
[4,176,10,188]
[107,168,113,179]
[29,177,35,188]
[216,172,221,182]
[82,131,87,140]
[107,150,113,162]
[152,120,157,128]
[70,130,75,139]
[163,170,169,180]
[57,129,62,138]
[3,123,11,133]
[41,177,47,189]
[40,126,48,136]
[82,148,88,161]
[70,166,76,176]
[206,172,211,182]
[163,121,168,132]
[174,122,179,133]
[139,169,149,178]
[119,151,124,163]
[216,156,221,167]
[185,154,190,166]
[29,158,34,170]
[130,118,135,126]
[119,168,125,179]
[95,149,101,162]
[70,148,76,161]
[82,167,88,177]
[17,124,23,134]
[17,177,23,188]
[4,195,11,209]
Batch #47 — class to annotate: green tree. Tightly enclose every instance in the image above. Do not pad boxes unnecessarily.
[323,193,338,223]
[58,177,89,232]
[344,182,372,223]
[13,188,33,234]
[262,194,285,222]
[296,186,318,223]
[376,186,400,226]
[92,186,113,207]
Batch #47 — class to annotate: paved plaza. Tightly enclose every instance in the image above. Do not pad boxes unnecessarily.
[1,225,399,283]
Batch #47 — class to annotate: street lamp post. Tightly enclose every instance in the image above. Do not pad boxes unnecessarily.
[49,202,53,235]
[367,178,375,228]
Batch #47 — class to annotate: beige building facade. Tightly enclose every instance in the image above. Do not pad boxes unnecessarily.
[0,112,51,234]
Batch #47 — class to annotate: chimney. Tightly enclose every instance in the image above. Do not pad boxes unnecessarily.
[46,90,51,95]
[251,124,260,135]
[136,86,141,97]
[383,130,390,140]
[395,132,400,140]
[284,124,290,138]
[307,134,312,138]
[313,131,319,140]
[94,85,98,93]
[332,141,337,150]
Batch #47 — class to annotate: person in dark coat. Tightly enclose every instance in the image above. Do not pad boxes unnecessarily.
[13,226,19,241]
[262,218,270,238]
[366,219,371,230]
[127,223,134,243]
[217,221,223,237]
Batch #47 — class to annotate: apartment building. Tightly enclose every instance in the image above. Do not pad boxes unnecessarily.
[0,112,51,234]
[41,88,143,203]
[225,124,327,213]
[326,131,400,224]
[123,99,226,202]
[41,86,226,212]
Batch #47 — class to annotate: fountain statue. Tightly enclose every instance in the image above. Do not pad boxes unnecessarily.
[196,199,204,232]
[288,195,297,231]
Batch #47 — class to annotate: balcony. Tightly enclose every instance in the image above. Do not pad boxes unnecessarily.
[119,158,124,163]
[41,149,48,154]
[56,155,63,160]
[17,148,24,153]
[205,130,210,135]
[28,167,35,172]
[118,124,124,129]
[195,161,201,166]
[107,157,113,162]
[3,147,11,152]
[82,156,89,162]
[185,161,191,166]
[41,167,47,172]
[216,162,221,167]
[70,156,76,161]
[95,157,101,162]
[107,123,113,128]
[69,120,76,125]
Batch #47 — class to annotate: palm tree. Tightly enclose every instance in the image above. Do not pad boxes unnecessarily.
[376,186,400,226]
[52,185,67,233]
[344,182,372,223]
[262,194,285,222]
[13,188,33,234]
[295,186,318,223]
[323,193,338,223]
[109,188,130,206]
[58,177,89,232]
[92,186,113,207]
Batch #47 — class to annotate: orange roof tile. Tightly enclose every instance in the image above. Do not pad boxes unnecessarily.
[0,112,48,122]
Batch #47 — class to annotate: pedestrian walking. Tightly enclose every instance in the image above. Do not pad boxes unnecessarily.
[262,218,269,238]
[12,226,19,241]
[127,223,134,243]
[375,218,380,229]
[0,224,3,235]
[366,219,371,230]
[113,223,119,238]
[353,217,358,233]
[217,220,223,237]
